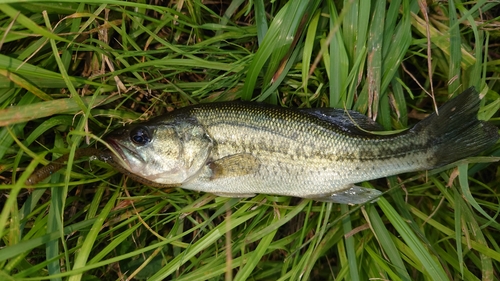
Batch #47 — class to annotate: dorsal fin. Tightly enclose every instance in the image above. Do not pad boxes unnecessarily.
[301,108,384,134]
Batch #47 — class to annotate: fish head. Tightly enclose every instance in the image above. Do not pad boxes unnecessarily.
[106,117,213,185]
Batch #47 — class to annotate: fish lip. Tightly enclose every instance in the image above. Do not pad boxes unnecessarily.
[106,138,144,170]
[106,138,122,157]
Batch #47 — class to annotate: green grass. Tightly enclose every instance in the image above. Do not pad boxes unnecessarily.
[0,0,499,280]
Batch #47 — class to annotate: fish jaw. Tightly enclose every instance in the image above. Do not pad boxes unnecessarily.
[107,134,187,184]
[106,137,144,174]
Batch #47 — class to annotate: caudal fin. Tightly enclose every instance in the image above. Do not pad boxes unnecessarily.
[412,87,498,168]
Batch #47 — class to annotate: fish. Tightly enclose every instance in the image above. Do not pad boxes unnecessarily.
[105,87,498,204]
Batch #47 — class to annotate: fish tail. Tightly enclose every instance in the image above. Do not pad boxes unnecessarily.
[412,87,498,168]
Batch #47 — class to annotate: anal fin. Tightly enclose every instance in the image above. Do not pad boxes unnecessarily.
[212,192,256,198]
[310,186,381,205]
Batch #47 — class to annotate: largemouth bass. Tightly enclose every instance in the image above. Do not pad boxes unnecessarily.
[105,88,497,204]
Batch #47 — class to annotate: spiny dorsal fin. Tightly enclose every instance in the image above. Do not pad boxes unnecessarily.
[301,108,384,134]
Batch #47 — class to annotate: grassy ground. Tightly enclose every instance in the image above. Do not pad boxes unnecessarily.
[0,0,499,280]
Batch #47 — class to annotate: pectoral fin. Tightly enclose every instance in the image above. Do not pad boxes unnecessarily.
[310,186,381,205]
[208,153,260,180]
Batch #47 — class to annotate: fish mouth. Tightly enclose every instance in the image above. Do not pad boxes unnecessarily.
[106,138,144,170]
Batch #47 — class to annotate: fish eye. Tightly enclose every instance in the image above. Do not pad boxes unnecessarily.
[130,126,152,145]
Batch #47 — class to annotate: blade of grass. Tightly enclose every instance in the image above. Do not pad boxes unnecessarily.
[257,43,301,102]
[410,205,500,263]
[341,204,359,280]
[148,210,259,279]
[301,10,320,92]
[0,204,97,264]
[378,197,449,280]
[365,0,385,121]
[453,185,464,277]
[0,69,52,100]
[458,164,500,230]
[0,4,70,43]
[459,189,494,280]
[242,0,311,100]
[46,134,65,280]
[0,95,118,126]
[346,0,370,105]
[380,0,412,114]
[410,13,476,70]
[447,0,461,94]
[364,245,398,281]
[253,0,268,45]
[9,216,233,279]
[300,223,344,280]
[234,219,277,280]
[367,206,411,280]
[327,2,349,109]
[0,91,38,161]
[68,184,118,281]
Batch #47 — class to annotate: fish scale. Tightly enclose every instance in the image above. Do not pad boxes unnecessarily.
[193,104,429,166]
[104,87,498,204]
